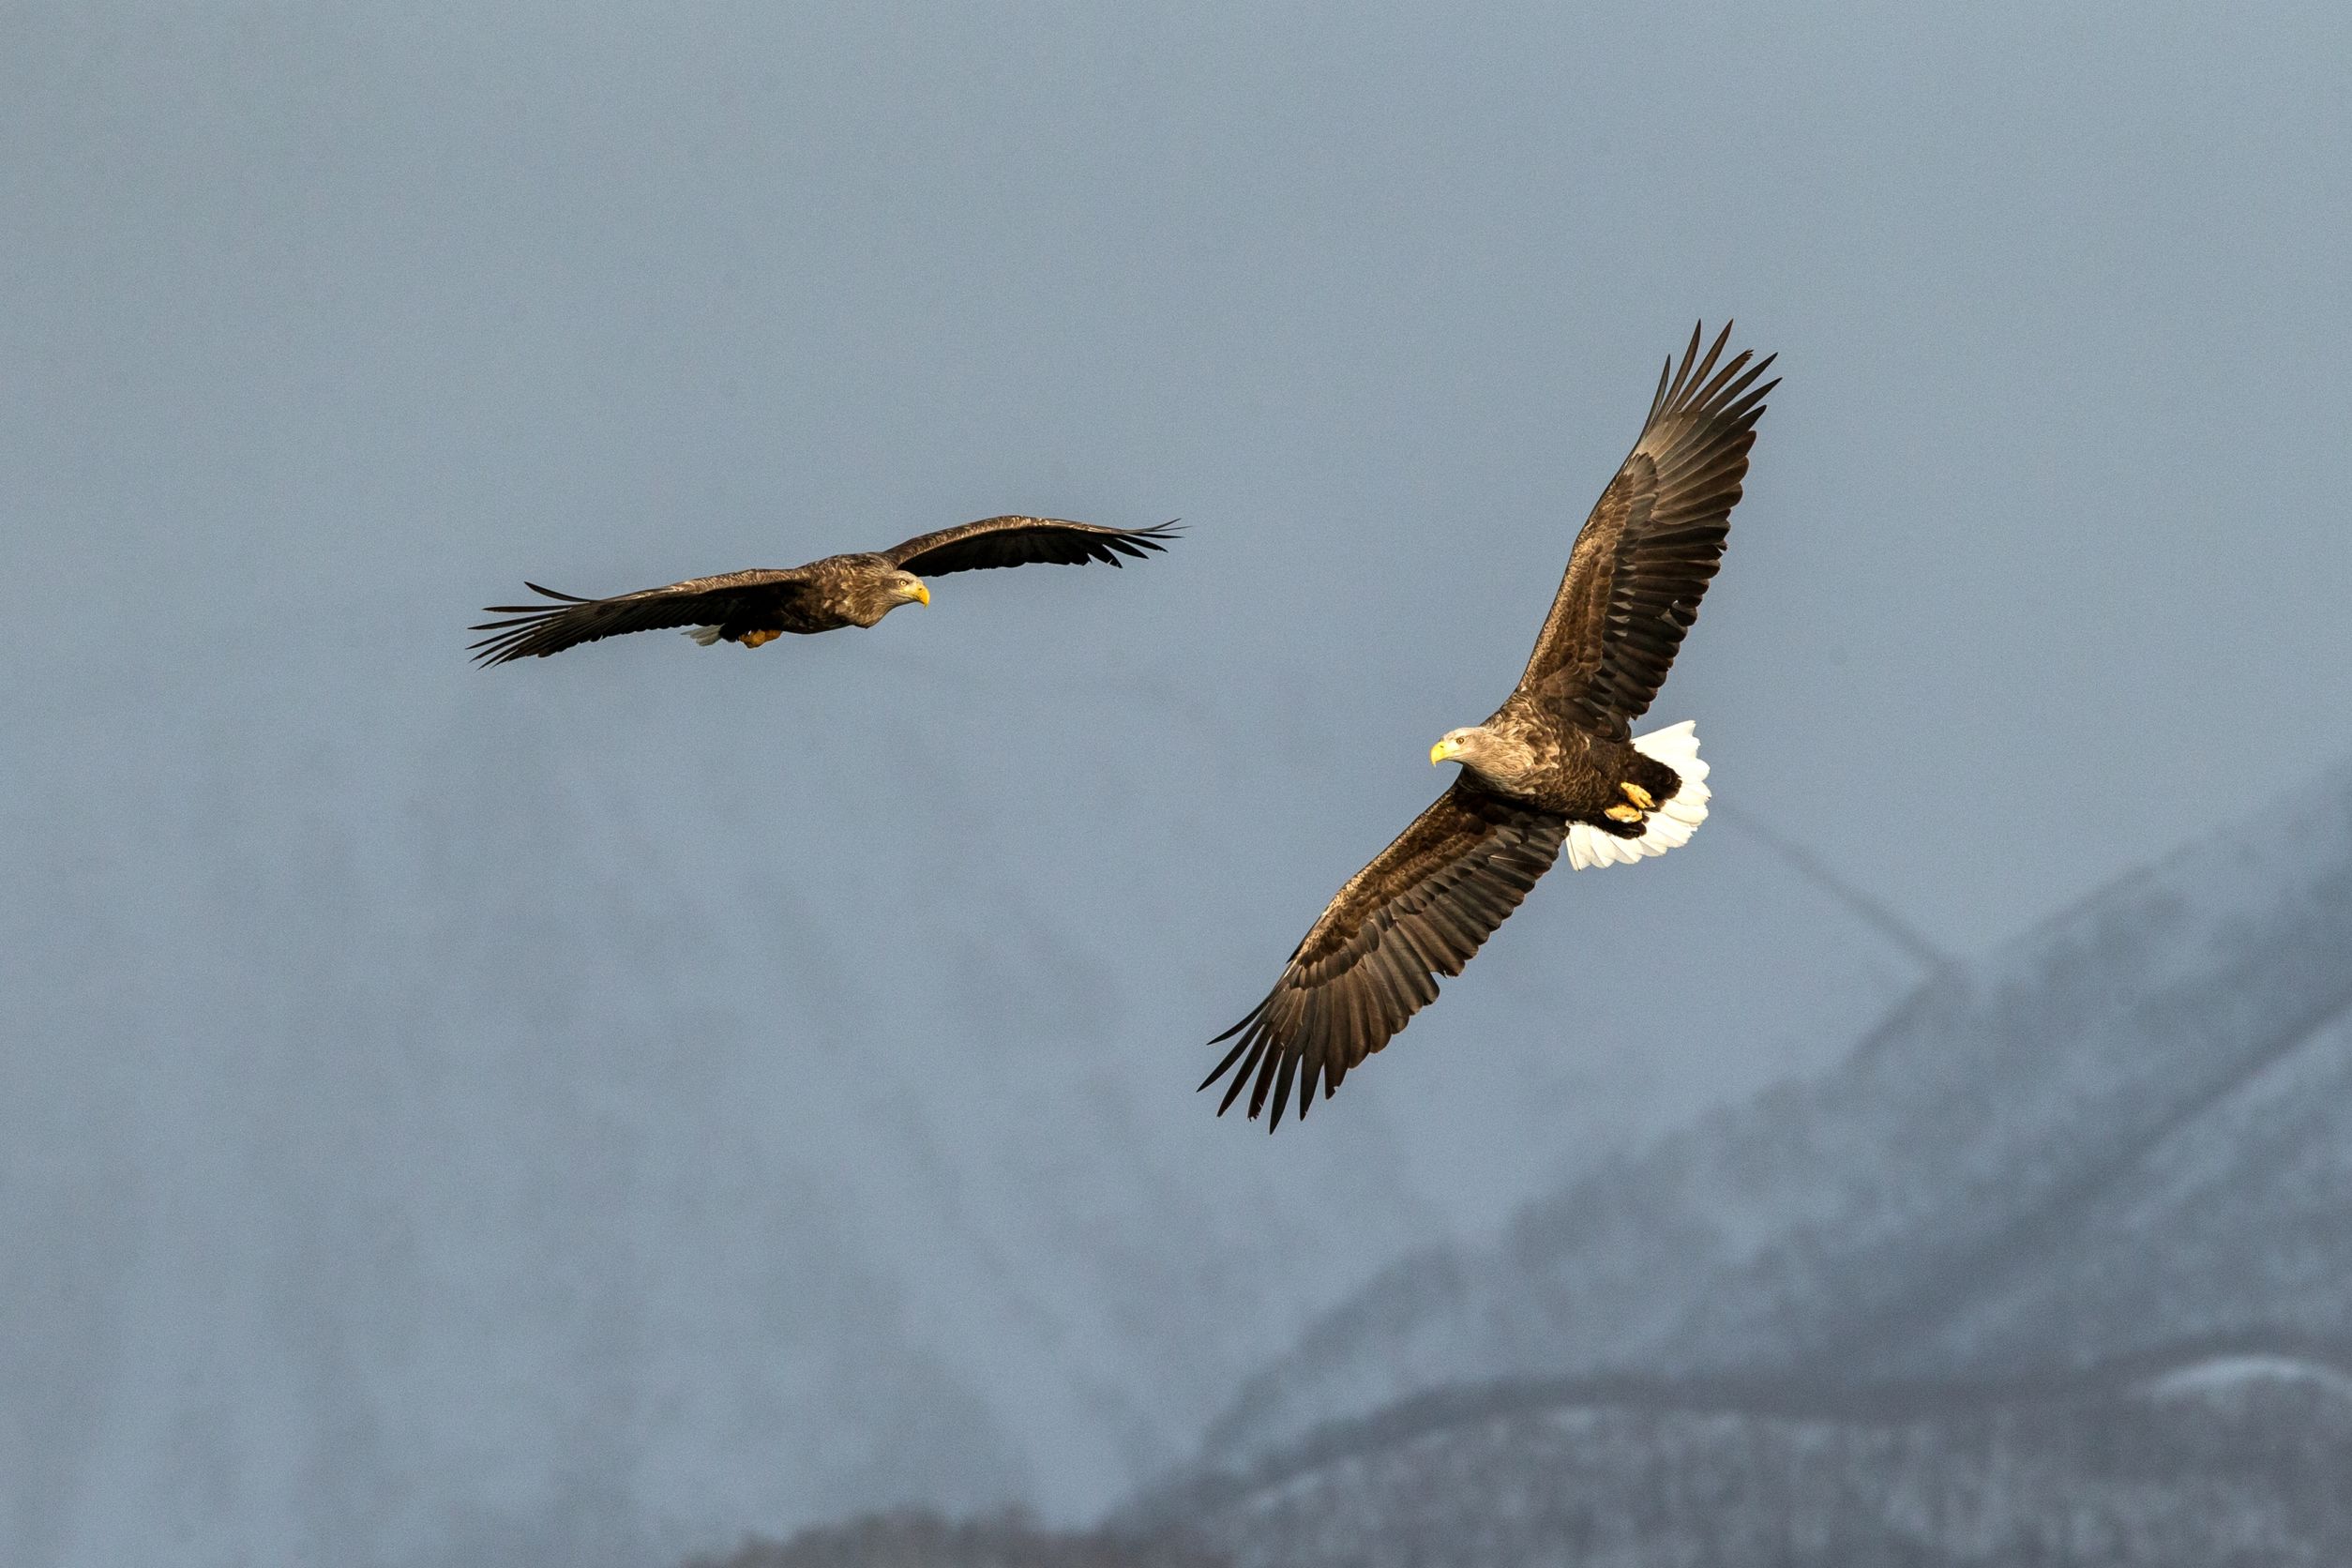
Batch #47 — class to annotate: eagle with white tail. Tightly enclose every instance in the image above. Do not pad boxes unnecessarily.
[1203,323,1776,1128]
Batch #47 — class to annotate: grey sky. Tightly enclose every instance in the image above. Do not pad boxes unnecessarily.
[4,2,2348,1560]
[10,3,2347,943]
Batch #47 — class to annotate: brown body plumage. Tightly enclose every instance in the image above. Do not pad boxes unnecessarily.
[470,516,1179,665]
[1202,324,1776,1129]
[1451,697,1685,819]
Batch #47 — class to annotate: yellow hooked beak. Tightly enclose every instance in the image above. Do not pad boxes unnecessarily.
[908,581,930,606]
[1430,737,1460,765]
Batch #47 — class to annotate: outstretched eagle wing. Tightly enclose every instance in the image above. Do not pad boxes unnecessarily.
[1516,324,1776,736]
[1200,783,1566,1130]
[469,569,813,664]
[882,516,1181,577]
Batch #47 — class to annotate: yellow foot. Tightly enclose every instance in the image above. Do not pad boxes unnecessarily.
[1605,803,1646,823]
[740,628,778,648]
[1621,782,1656,810]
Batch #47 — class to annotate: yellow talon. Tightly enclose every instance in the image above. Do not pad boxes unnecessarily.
[1605,803,1645,823]
[741,628,777,648]
[1621,782,1656,810]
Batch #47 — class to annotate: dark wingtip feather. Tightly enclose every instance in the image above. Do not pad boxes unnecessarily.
[1206,1002,1259,1048]
[1216,1035,1263,1115]
[1114,520,1183,555]
[1114,520,1183,553]
[1198,1030,1254,1093]
[1646,354,1675,423]
[1267,1050,1300,1132]
[1662,320,1706,408]
[1244,1034,1283,1120]
[468,633,535,666]
[1720,379,1779,430]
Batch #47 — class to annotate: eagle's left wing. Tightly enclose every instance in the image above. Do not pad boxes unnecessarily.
[1515,324,1775,736]
[882,516,1181,577]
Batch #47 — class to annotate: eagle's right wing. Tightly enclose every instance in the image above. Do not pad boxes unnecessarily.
[1200,782,1565,1129]
[469,569,812,664]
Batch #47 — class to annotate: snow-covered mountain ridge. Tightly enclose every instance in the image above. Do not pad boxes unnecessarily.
[1176,1349,2352,1568]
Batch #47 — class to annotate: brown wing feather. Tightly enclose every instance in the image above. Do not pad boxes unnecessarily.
[1517,323,1777,735]
[882,516,1181,577]
[1200,783,1566,1130]
[468,569,811,664]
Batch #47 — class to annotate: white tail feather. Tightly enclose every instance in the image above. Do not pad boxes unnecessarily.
[1565,719,1711,871]
[686,626,725,646]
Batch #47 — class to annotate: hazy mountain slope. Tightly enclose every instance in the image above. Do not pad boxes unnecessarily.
[1197,759,2352,1470]
[1892,1003,2352,1373]
[0,651,1902,1568]
[1178,1361,2352,1568]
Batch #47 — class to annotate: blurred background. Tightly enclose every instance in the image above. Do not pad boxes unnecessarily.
[4,4,2349,1565]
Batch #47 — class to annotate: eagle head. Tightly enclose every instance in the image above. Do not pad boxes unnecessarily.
[1430,725,1536,789]
[1430,727,1491,767]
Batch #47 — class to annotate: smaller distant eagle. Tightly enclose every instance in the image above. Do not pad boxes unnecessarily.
[1202,324,1776,1129]
[470,515,1180,666]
